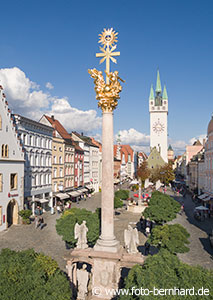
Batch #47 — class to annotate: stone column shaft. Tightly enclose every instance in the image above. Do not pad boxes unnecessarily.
[94,110,120,253]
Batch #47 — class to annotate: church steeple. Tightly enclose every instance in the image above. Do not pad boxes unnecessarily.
[149,84,154,100]
[162,85,168,100]
[155,70,162,93]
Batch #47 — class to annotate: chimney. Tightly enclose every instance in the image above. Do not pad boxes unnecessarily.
[51,115,55,121]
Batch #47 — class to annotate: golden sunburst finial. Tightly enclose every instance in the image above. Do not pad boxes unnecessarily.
[98,28,118,48]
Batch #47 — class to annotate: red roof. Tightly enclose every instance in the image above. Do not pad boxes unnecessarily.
[45,115,71,139]
[114,144,134,163]
[44,115,84,152]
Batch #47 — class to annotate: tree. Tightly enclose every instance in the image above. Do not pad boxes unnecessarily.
[115,189,129,200]
[143,191,180,224]
[114,196,123,209]
[56,208,100,248]
[159,163,175,185]
[150,163,175,185]
[0,248,71,300]
[137,161,151,185]
[120,249,213,300]
[148,224,190,254]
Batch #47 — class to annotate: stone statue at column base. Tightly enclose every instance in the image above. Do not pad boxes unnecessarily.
[124,224,139,254]
[74,221,88,249]
[77,264,89,300]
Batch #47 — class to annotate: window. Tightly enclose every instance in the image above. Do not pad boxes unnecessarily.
[0,115,2,130]
[54,182,57,192]
[10,173,17,190]
[0,174,2,192]
[59,156,62,164]
[60,168,63,177]
[30,135,33,146]
[53,156,57,164]
[1,145,9,158]
[59,147,62,152]
[54,145,56,151]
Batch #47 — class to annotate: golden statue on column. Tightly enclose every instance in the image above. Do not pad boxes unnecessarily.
[88,28,124,112]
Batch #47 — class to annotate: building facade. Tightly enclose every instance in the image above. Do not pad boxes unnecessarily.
[0,88,25,231]
[40,115,75,201]
[149,70,168,163]
[14,114,53,214]
[204,115,213,196]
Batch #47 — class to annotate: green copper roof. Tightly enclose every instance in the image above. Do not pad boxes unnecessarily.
[168,144,173,151]
[162,85,168,100]
[149,84,154,100]
[155,70,162,93]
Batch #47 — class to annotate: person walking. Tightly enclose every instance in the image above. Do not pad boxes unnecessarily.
[144,241,150,255]
[56,204,61,215]
[39,216,45,230]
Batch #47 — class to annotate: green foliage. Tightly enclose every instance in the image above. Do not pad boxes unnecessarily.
[35,253,58,276]
[120,249,213,300]
[0,248,71,300]
[115,189,129,200]
[56,208,100,247]
[114,196,123,209]
[18,209,31,220]
[143,191,180,224]
[150,163,175,185]
[148,224,190,254]
[131,184,139,191]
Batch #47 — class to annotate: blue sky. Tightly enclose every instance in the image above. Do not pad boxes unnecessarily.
[0,0,212,154]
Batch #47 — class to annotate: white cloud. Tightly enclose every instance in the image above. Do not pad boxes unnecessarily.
[0,67,101,132]
[116,128,150,146]
[114,128,150,154]
[46,82,54,90]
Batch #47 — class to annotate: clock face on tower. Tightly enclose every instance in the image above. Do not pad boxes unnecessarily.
[153,119,165,135]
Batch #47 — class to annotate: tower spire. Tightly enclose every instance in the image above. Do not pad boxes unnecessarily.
[155,69,162,93]
[149,84,154,100]
[162,85,168,100]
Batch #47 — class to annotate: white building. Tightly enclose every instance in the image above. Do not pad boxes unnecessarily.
[204,115,213,197]
[89,142,99,193]
[0,87,24,231]
[149,70,168,163]
[13,114,53,214]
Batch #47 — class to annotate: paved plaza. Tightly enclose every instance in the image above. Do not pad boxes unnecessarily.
[0,187,213,272]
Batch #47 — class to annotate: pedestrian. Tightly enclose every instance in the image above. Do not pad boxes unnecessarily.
[144,241,150,255]
[56,204,61,215]
[145,226,150,236]
[181,203,184,215]
[39,216,44,230]
[84,194,87,201]
[35,216,39,229]
[140,216,144,230]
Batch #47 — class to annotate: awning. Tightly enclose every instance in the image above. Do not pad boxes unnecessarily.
[85,185,93,190]
[79,188,88,193]
[35,198,49,203]
[198,194,209,200]
[114,179,120,184]
[202,196,211,201]
[68,191,82,197]
[55,193,70,200]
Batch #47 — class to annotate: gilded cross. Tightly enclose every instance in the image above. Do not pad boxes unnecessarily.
[96,28,120,84]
